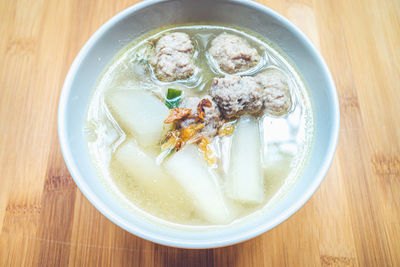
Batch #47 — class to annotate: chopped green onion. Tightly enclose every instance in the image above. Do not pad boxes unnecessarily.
[167,88,182,99]
[165,88,182,109]
[166,99,180,109]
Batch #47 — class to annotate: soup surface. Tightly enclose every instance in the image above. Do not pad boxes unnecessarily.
[85,24,314,227]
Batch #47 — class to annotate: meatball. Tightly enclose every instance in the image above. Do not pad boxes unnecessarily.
[208,33,260,74]
[210,75,264,118]
[179,96,222,137]
[255,69,292,116]
[151,32,196,82]
[210,70,292,119]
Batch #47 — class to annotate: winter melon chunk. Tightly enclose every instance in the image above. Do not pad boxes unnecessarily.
[106,90,169,147]
[163,145,232,224]
[226,116,264,204]
[114,139,176,196]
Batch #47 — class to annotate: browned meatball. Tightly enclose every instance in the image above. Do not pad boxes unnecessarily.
[209,33,260,73]
[255,68,293,116]
[210,75,264,118]
[210,70,292,119]
[151,32,196,82]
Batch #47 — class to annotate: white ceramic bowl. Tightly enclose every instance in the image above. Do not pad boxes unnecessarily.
[58,0,339,248]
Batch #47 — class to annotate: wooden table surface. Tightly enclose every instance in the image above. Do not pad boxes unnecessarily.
[1,0,399,266]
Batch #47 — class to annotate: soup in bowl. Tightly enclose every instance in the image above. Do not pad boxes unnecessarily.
[58,0,339,248]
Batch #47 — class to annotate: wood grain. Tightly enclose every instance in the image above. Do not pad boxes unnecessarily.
[1,0,399,266]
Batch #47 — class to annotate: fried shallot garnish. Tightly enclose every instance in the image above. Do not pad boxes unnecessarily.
[218,123,235,136]
[180,123,205,141]
[186,135,203,144]
[175,139,183,152]
[197,99,212,121]
[161,130,180,150]
[164,108,192,124]
[198,137,216,165]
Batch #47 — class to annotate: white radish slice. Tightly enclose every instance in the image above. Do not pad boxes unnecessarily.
[114,139,177,196]
[106,90,169,147]
[226,116,264,204]
[163,145,232,224]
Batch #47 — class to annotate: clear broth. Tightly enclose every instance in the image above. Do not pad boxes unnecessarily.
[85,24,314,227]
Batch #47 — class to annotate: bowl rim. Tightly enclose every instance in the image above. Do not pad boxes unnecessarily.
[58,0,340,249]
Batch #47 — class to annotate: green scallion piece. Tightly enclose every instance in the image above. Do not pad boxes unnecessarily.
[165,88,182,109]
